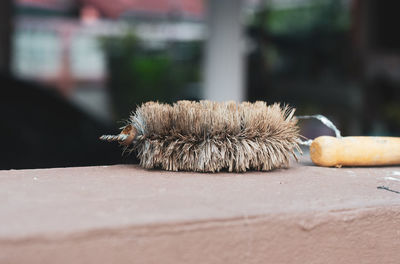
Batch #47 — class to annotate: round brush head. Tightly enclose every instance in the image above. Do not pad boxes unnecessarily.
[101,100,300,172]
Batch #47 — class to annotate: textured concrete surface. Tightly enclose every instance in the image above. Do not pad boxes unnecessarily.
[1,160,400,263]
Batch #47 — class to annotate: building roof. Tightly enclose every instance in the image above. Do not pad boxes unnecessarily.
[17,0,75,10]
[86,0,203,19]
[17,0,204,19]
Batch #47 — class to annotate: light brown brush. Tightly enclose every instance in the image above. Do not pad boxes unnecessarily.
[101,100,301,172]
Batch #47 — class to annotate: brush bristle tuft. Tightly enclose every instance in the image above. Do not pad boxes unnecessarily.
[127,100,300,172]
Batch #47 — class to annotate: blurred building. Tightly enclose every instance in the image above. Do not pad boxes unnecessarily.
[13,0,205,120]
[10,0,400,133]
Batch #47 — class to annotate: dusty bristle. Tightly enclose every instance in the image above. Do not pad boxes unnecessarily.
[125,100,300,172]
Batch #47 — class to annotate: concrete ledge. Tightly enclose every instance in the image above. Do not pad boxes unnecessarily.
[1,161,400,263]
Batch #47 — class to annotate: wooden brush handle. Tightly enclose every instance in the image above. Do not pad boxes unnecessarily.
[310,136,400,167]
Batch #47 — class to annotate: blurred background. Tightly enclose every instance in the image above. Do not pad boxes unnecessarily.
[1,0,400,169]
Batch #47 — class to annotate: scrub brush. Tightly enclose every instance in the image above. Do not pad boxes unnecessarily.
[100,100,301,172]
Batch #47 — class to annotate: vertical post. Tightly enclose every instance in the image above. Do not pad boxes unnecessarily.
[204,0,244,102]
[0,0,13,74]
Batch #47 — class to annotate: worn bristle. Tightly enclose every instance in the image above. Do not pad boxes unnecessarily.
[120,100,300,172]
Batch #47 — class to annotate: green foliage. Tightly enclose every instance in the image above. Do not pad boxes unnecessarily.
[100,33,202,120]
[251,0,350,35]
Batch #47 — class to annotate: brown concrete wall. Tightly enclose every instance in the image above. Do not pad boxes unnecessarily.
[1,163,400,263]
[2,207,400,264]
